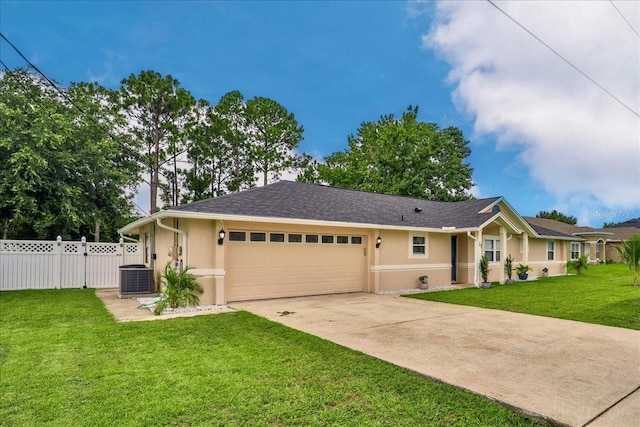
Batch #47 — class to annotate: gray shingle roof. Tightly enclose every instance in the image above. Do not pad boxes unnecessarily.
[170,180,499,229]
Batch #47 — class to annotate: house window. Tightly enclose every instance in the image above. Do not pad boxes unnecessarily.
[484,237,501,262]
[570,242,580,260]
[288,233,302,243]
[596,242,601,260]
[269,233,285,243]
[411,234,428,257]
[321,235,334,244]
[351,236,362,245]
[250,232,266,242]
[229,231,246,242]
[336,235,349,244]
[305,234,319,243]
[547,241,555,261]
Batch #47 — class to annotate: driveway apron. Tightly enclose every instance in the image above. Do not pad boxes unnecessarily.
[232,293,640,427]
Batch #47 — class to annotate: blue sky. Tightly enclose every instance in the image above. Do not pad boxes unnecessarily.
[1,1,638,226]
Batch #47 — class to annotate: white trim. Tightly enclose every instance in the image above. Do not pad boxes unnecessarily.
[526,261,565,266]
[190,268,226,277]
[457,262,476,269]
[119,210,480,235]
[371,263,451,272]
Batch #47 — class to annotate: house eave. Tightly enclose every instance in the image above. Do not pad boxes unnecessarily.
[119,209,481,234]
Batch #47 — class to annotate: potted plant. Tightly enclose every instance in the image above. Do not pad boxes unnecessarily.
[504,254,515,284]
[516,264,532,280]
[541,267,549,278]
[418,275,429,290]
[479,255,491,288]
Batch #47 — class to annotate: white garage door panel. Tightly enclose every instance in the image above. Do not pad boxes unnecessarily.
[227,241,365,301]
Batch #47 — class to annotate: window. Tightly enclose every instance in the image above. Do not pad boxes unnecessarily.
[250,232,266,242]
[570,242,580,260]
[288,233,302,243]
[270,233,285,243]
[321,235,334,244]
[411,234,427,257]
[351,236,362,245]
[483,237,501,262]
[596,242,602,260]
[305,234,319,243]
[337,235,349,244]
[229,231,246,242]
[547,241,555,261]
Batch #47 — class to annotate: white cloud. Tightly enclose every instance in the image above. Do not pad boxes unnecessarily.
[424,1,640,210]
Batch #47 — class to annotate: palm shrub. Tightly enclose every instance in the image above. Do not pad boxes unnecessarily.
[504,254,514,281]
[479,255,489,283]
[616,233,640,286]
[567,255,589,275]
[154,263,204,315]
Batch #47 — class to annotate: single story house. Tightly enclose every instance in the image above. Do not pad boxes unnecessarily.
[118,181,593,305]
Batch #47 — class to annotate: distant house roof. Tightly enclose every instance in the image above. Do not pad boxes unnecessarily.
[523,217,589,240]
[601,227,640,242]
[168,180,501,230]
[608,218,640,228]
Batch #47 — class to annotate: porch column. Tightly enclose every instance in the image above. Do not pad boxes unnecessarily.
[500,226,507,284]
[523,233,529,265]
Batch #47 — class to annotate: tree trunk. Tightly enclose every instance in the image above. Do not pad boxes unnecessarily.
[94,220,100,242]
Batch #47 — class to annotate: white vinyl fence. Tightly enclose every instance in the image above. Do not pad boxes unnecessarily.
[0,237,143,291]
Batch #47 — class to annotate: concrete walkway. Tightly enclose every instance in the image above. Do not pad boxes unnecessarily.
[231,293,640,427]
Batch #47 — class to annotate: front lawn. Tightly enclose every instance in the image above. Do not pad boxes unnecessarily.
[0,290,544,426]
[408,264,640,330]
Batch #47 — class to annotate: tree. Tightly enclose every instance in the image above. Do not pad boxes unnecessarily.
[117,71,195,212]
[245,96,304,186]
[310,106,473,201]
[616,234,640,287]
[535,210,577,225]
[0,68,138,240]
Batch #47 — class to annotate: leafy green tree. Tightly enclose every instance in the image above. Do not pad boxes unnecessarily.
[117,70,195,212]
[245,96,304,186]
[312,106,473,201]
[616,234,640,287]
[535,210,577,225]
[0,68,138,240]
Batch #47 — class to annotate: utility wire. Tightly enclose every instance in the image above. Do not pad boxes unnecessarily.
[609,0,640,39]
[486,0,640,118]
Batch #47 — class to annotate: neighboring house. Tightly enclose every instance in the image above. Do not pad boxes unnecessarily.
[118,181,588,305]
[524,216,640,264]
[600,219,640,262]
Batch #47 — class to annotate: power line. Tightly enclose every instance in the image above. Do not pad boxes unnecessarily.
[486,0,639,118]
[609,0,640,39]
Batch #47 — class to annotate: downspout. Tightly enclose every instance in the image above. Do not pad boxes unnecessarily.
[119,234,139,243]
[156,218,188,267]
[467,230,479,287]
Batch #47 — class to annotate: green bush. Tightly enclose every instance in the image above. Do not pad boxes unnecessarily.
[154,263,203,315]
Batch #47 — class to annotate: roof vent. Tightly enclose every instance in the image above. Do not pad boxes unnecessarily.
[414,207,423,213]
[492,205,501,214]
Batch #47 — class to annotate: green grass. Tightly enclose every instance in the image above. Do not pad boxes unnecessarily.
[0,290,545,426]
[408,264,640,330]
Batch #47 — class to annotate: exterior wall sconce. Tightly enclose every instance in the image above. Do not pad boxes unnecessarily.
[376,236,382,249]
[218,229,226,245]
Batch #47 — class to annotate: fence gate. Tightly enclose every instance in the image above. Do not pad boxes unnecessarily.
[0,237,142,291]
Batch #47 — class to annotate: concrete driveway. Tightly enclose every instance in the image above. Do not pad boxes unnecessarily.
[232,293,640,427]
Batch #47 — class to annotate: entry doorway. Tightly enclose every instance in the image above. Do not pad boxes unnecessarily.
[451,236,458,283]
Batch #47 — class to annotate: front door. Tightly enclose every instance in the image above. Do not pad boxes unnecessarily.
[451,236,458,282]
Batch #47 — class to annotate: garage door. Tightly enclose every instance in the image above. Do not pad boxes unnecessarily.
[227,231,367,301]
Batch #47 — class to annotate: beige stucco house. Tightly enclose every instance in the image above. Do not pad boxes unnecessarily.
[118,181,593,305]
